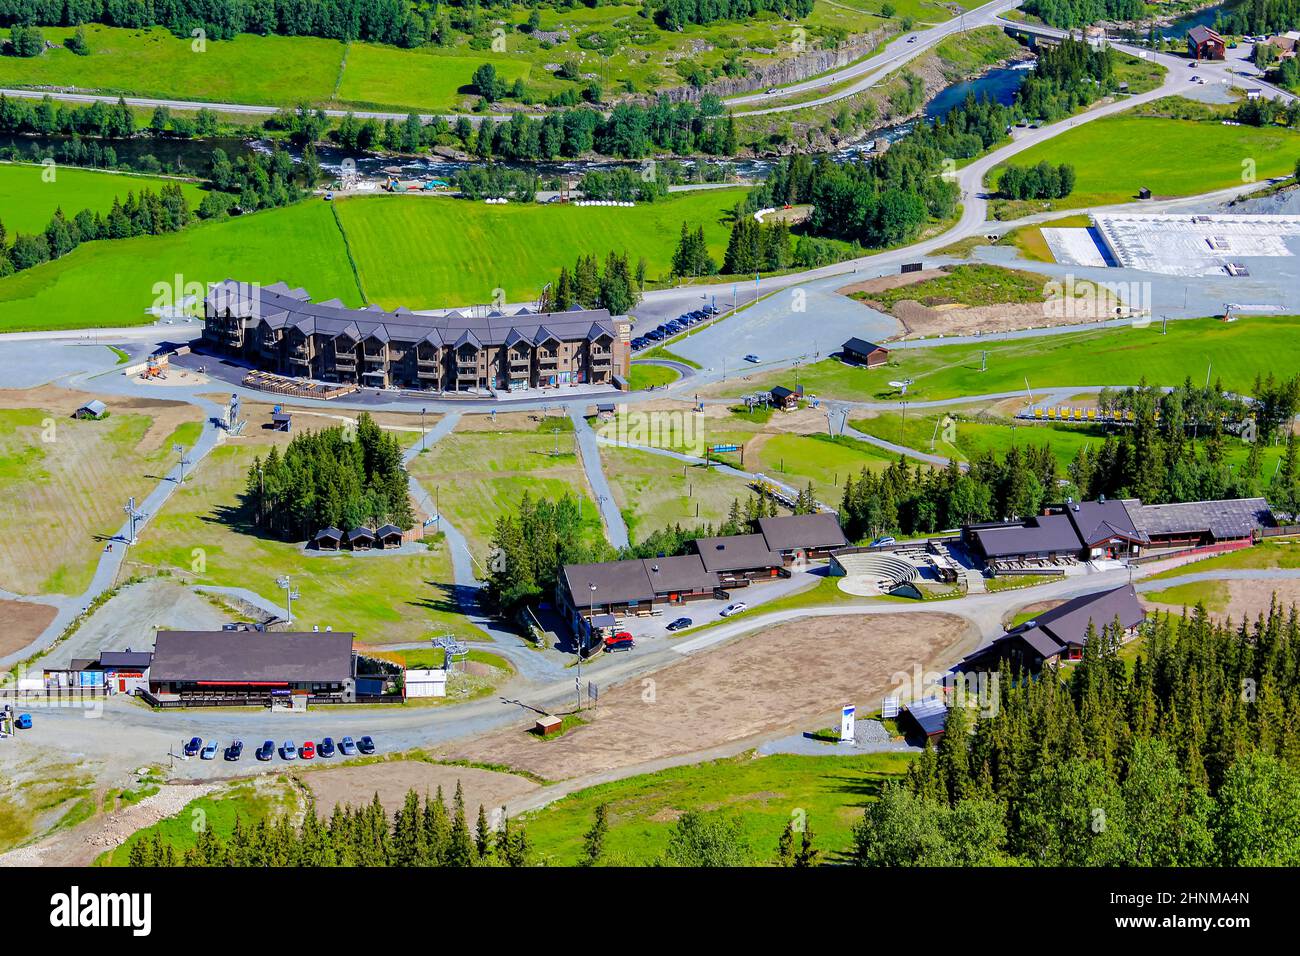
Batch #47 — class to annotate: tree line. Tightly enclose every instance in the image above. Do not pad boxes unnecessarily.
[245,413,415,540]
[857,602,1300,865]
[1020,0,1143,30]
[0,182,190,277]
[130,782,532,867]
[650,0,814,29]
[539,249,643,315]
[996,161,1076,200]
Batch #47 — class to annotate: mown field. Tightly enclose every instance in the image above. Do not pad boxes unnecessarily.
[0,3,963,114]
[0,399,203,595]
[735,316,1300,403]
[598,444,754,541]
[987,115,1300,208]
[127,442,477,643]
[0,201,361,332]
[522,751,914,866]
[0,162,207,235]
[335,189,747,308]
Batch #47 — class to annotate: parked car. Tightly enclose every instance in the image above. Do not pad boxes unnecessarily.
[225,740,244,761]
[744,354,760,363]
[358,735,377,755]
[604,635,635,652]
[256,740,274,761]
[666,617,693,632]
[908,35,916,42]
[200,740,219,760]
[319,737,336,758]
[766,87,778,94]
[339,736,358,756]
[300,741,316,760]
[721,602,748,617]
[183,736,202,757]
[280,740,297,760]
[870,535,897,547]
[15,713,32,730]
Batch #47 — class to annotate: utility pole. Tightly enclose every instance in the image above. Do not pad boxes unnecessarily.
[581,582,596,711]
[420,406,427,450]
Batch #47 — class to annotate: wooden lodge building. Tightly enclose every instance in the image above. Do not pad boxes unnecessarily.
[148,630,359,704]
[557,513,849,634]
[202,280,631,392]
[1188,25,1226,60]
[959,584,1146,673]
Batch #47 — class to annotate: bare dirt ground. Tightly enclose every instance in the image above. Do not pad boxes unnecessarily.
[199,394,435,441]
[438,612,974,782]
[1147,579,1300,626]
[0,383,199,452]
[303,761,540,819]
[834,271,1119,340]
[0,598,56,658]
[0,783,219,867]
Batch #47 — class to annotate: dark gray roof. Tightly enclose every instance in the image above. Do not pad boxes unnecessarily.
[99,651,153,669]
[1129,496,1273,540]
[563,554,717,605]
[1188,24,1222,43]
[641,554,719,594]
[375,524,403,539]
[842,337,886,354]
[693,533,784,573]
[962,584,1146,666]
[150,631,354,683]
[563,559,657,606]
[206,279,623,348]
[314,526,343,542]
[905,697,947,736]
[1059,499,1145,547]
[347,526,376,542]
[758,513,848,552]
[77,399,107,415]
[973,513,1081,558]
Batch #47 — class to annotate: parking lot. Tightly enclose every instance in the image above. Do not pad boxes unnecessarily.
[588,563,828,656]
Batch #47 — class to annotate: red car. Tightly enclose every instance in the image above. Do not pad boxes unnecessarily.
[604,634,635,653]
[300,741,316,759]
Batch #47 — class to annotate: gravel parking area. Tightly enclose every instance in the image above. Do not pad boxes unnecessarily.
[439,611,973,783]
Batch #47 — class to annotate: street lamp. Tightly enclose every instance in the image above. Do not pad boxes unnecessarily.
[276,574,299,624]
[173,443,192,484]
[580,582,597,711]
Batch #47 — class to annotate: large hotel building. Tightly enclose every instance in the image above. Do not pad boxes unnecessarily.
[201,279,631,392]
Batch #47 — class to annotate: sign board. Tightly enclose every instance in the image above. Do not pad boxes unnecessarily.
[709,444,740,454]
[882,695,900,719]
[901,262,923,274]
[588,681,598,703]
[840,705,856,743]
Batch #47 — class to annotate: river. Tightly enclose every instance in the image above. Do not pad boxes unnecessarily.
[0,62,1034,184]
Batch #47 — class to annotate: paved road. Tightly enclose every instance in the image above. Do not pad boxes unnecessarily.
[727,0,1024,116]
[568,406,629,550]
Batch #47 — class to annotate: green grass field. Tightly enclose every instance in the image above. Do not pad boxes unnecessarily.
[1144,579,1230,612]
[0,163,207,235]
[128,443,477,643]
[521,750,913,866]
[0,7,949,114]
[599,444,754,541]
[988,115,1300,208]
[0,201,361,332]
[0,405,204,595]
[1147,539,1300,581]
[0,25,344,107]
[335,189,746,308]
[739,316,1300,404]
[627,364,679,389]
[405,415,605,561]
[852,263,1062,312]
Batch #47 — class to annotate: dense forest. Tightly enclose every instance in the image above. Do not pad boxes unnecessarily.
[839,377,1300,542]
[1020,0,1143,30]
[129,783,533,867]
[0,0,814,45]
[858,603,1300,865]
[245,413,416,539]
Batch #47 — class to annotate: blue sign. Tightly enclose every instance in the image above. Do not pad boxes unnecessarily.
[709,444,740,454]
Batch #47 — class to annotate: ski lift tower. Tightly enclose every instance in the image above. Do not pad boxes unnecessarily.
[431,635,469,670]
[123,497,146,545]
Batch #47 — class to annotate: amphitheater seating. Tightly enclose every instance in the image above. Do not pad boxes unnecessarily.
[832,552,920,595]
